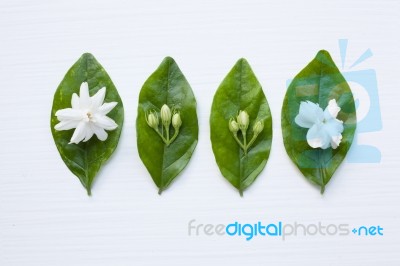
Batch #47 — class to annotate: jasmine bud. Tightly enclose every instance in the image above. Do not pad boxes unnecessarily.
[253,120,264,135]
[229,119,239,133]
[146,111,159,129]
[161,104,172,126]
[237,110,249,131]
[172,112,182,129]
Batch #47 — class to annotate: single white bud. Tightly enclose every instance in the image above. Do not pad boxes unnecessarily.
[161,104,172,126]
[172,112,182,129]
[253,120,264,135]
[237,110,249,131]
[146,111,159,129]
[229,119,239,133]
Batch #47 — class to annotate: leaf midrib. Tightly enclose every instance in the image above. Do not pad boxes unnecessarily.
[160,59,172,191]
[237,59,244,193]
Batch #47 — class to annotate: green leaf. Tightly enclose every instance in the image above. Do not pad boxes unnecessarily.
[50,53,124,195]
[137,57,198,194]
[281,50,357,193]
[210,58,273,196]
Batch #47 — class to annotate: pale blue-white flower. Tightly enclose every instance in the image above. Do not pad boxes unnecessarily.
[295,99,344,149]
[54,82,118,144]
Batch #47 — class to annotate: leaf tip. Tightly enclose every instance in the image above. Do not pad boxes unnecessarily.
[316,50,333,62]
[316,49,330,56]
[81,52,95,60]
[163,56,176,64]
[86,187,92,196]
[236,57,249,66]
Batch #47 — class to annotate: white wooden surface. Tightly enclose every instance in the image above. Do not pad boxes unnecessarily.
[1,0,399,265]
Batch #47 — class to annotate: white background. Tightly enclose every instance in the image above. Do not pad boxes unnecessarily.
[1,0,399,265]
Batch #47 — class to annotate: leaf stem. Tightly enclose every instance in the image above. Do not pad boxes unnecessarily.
[246,133,259,152]
[242,131,247,155]
[165,124,170,143]
[318,149,326,194]
[155,129,168,144]
[168,129,179,145]
[233,133,246,150]
[86,187,92,196]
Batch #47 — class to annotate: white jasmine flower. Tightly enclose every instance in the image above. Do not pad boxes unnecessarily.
[295,99,344,149]
[54,82,118,144]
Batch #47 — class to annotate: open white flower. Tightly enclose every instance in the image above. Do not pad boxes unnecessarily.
[295,99,344,149]
[54,82,118,144]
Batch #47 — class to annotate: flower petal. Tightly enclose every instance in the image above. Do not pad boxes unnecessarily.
[330,135,343,149]
[79,82,90,109]
[325,118,344,135]
[54,120,80,131]
[93,114,118,130]
[306,122,331,149]
[91,87,106,110]
[55,108,84,121]
[295,101,324,128]
[98,102,118,115]
[324,99,341,120]
[324,119,344,149]
[69,121,88,144]
[91,124,108,141]
[83,125,94,142]
[71,93,80,109]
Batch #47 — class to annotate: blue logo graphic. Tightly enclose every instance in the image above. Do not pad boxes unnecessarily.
[338,39,382,163]
[351,225,384,236]
[285,39,382,163]
[225,221,283,241]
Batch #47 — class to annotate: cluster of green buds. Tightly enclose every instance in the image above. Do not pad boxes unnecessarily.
[229,110,264,155]
[146,104,182,146]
